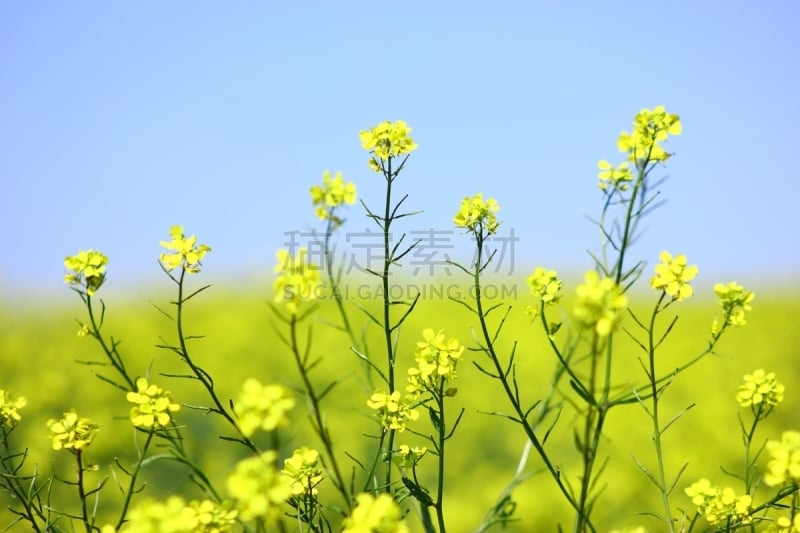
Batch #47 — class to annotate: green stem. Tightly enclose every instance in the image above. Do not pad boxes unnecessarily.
[381,156,397,493]
[116,430,154,529]
[289,315,352,511]
[86,296,135,390]
[75,451,92,533]
[436,384,447,533]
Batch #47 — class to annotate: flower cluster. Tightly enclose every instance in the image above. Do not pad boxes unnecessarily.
[763,431,800,487]
[159,225,212,274]
[0,389,26,429]
[650,250,698,302]
[234,378,295,437]
[342,493,409,533]
[770,514,800,532]
[453,193,500,236]
[359,120,418,172]
[617,105,681,163]
[572,271,627,337]
[736,369,784,408]
[393,444,427,470]
[46,410,98,451]
[526,267,562,307]
[685,479,752,526]
[126,377,181,429]
[227,451,292,522]
[64,249,109,296]
[105,496,237,533]
[281,447,324,496]
[712,282,755,333]
[367,390,419,433]
[597,160,634,192]
[273,247,323,315]
[406,328,464,395]
[310,170,357,228]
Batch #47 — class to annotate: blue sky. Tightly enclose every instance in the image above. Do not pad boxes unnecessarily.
[2,1,798,299]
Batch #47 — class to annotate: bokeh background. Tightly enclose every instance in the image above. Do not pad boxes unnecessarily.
[2,1,799,531]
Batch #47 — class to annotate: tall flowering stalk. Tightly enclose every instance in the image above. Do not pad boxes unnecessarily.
[358,120,420,495]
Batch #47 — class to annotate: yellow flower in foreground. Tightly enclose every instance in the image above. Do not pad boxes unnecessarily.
[47,410,98,451]
[273,247,322,315]
[526,267,562,306]
[126,377,180,429]
[597,160,634,192]
[650,251,698,302]
[407,328,463,395]
[573,271,627,337]
[281,447,324,496]
[64,249,109,296]
[113,495,236,533]
[342,493,409,533]
[763,431,800,487]
[359,120,417,171]
[310,170,357,227]
[0,389,26,429]
[367,390,419,433]
[234,378,295,437]
[159,225,212,274]
[685,479,751,526]
[771,514,800,532]
[453,193,500,235]
[736,369,784,408]
[227,451,292,522]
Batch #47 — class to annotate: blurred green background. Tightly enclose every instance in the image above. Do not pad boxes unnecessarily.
[2,276,798,531]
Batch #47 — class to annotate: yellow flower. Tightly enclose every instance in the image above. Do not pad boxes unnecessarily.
[597,160,634,192]
[0,389,26,429]
[393,444,427,469]
[617,105,681,163]
[227,451,292,522]
[114,495,236,532]
[763,431,800,487]
[407,328,464,395]
[526,267,562,306]
[233,378,295,437]
[685,479,751,526]
[281,447,324,496]
[771,515,800,532]
[64,249,109,296]
[159,225,212,274]
[309,170,357,228]
[573,270,627,337]
[126,377,181,429]
[273,247,323,315]
[342,493,409,533]
[650,251,698,302]
[47,409,98,451]
[736,369,784,408]
[359,120,418,170]
[367,390,419,432]
[713,281,754,329]
[453,193,500,235]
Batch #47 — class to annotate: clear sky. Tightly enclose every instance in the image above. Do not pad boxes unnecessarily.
[2,1,798,299]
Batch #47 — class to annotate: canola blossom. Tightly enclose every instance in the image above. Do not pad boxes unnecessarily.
[341,493,409,533]
[104,496,237,533]
[46,409,98,451]
[763,431,800,487]
[159,225,212,274]
[310,170,357,227]
[64,249,109,296]
[406,328,463,395]
[273,247,323,315]
[573,270,627,337]
[281,447,324,496]
[0,389,26,429]
[650,250,698,302]
[453,193,500,236]
[617,105,681,163]
[234,378,295,437]
[526,267,562,306]
[685,479,752,526]
[736,369,784,408]
[597,160,634,192]
[126,377,181,429]
[367,390,419,433]
[712,281,755,332]
[226,451,292,522]
[393,444,427,470]
[359,120,417,172]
